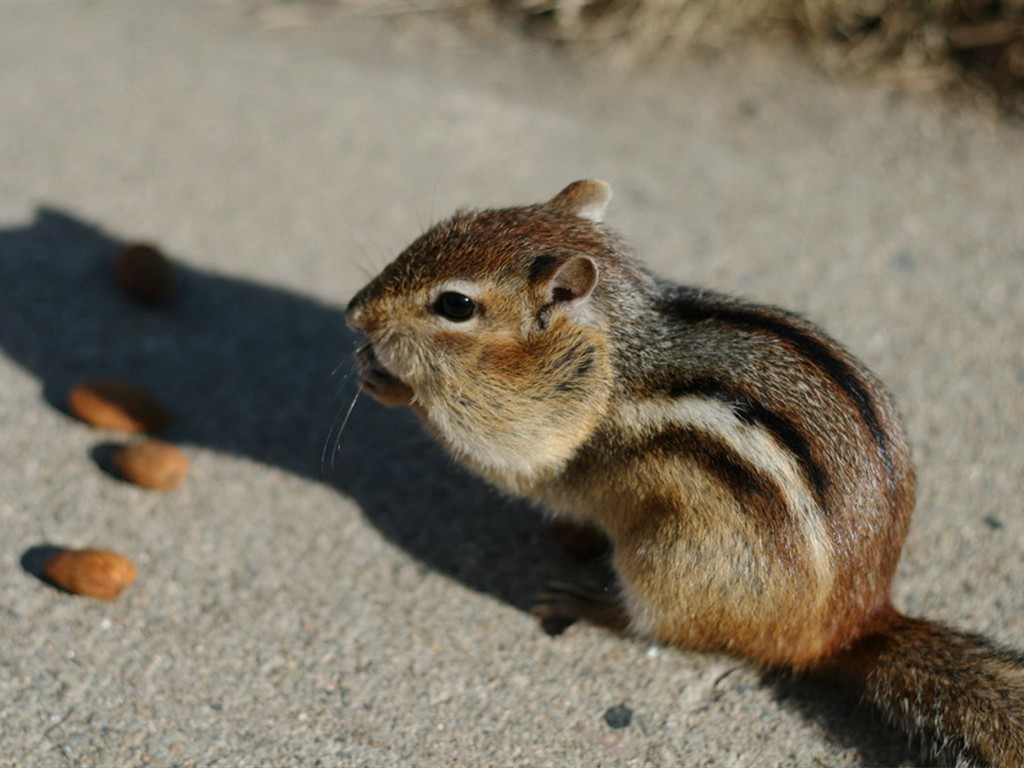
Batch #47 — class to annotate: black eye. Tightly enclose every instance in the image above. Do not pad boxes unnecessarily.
[433,291,477,321]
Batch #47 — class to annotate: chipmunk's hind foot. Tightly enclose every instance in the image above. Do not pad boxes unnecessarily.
[533,580,630,634]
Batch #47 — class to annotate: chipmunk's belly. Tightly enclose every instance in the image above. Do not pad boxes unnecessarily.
[583,460,839,667]
[617,543,837,667]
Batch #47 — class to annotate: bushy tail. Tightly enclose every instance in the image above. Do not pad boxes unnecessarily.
[837,613,1024,767]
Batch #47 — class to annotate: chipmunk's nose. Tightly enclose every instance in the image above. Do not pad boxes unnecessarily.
[345,290,367,331]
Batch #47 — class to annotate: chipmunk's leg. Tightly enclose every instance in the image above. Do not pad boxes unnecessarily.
[533,580,631,634]
[356,344,414,406]
[548,519,610,559]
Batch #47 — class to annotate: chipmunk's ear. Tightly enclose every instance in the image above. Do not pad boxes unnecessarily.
[547,180,612,224]
[545,254,599,305]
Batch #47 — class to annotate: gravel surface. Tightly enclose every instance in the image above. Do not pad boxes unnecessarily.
[1,3,1022,767]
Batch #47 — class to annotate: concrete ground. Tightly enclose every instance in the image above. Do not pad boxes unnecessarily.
[1,2,1022,766]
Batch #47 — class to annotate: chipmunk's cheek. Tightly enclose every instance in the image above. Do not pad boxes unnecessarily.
[472,337,528,378]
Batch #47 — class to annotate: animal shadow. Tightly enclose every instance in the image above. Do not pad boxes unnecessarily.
[0,207,917,766]
[765,670,933,767]
[0,207,575,611]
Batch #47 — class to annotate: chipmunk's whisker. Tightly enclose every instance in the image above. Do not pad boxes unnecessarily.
[321,362,362,478]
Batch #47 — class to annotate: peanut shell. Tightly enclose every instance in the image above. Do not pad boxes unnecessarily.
[68,378,171,433]
[43,548,138,600]
[113,440,189,491]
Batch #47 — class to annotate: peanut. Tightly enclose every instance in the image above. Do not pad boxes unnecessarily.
[68,378,171,434]
[113,440,189,491]
[43,548,138,600]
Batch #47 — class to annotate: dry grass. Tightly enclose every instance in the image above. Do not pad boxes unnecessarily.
[496,0,1024,115]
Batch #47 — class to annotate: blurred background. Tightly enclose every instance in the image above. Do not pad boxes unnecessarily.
[440,0,1024,113]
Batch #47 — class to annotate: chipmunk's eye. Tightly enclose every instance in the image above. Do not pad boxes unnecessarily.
[433,291,477,322]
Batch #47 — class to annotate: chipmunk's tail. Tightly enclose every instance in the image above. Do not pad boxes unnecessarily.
[833,611,1024,767]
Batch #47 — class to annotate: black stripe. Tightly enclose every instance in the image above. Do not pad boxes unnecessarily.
[662,296,893,477]
[669,377,829,505]
[547,346,578,374]
[575,348,595,378]
[528,253,559,283]
[645,426,790,528]
[550,344,595,393]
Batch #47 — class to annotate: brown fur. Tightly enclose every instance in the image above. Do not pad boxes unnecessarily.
[347,180,1023,766]
[833,612,1024,766]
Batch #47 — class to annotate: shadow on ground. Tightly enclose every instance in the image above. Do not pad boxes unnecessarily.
[0,206,917,766]
[767,671,935,767]
[0,206,577,610]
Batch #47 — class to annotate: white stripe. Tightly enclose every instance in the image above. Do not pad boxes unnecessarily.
[617,396,834,596]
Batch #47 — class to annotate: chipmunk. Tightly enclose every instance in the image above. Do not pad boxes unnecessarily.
[346,180,1024,766]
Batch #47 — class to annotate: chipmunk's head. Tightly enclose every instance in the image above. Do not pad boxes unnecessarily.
[346,180,618,480]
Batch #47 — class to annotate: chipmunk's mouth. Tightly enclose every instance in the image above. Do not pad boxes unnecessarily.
[355,341,388,376]
[355,340,401,383]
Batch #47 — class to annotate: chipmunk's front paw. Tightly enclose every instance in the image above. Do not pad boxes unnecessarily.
[361,364,414,406]
[356,344,414,406]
